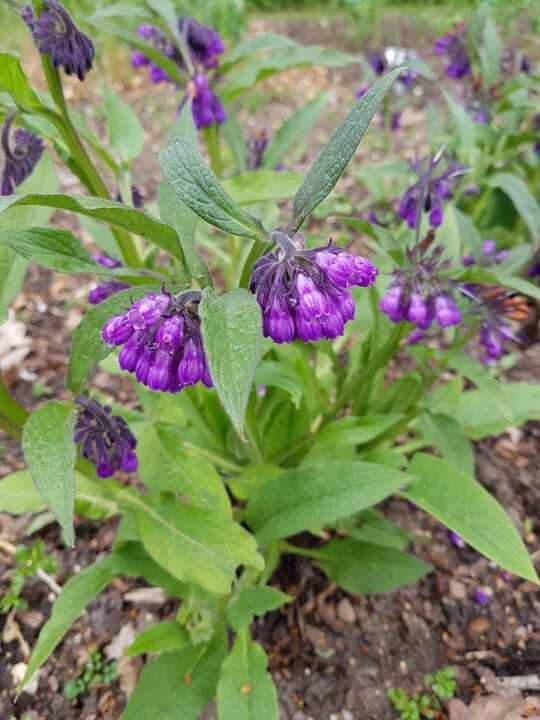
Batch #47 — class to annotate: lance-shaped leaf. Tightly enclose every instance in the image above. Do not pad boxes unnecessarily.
[200,288,263,440]
[67,287,150,394]
[0,52,55,116]
[288,68,404,232]
[217,636,278,720]
[22,401,77,546]
[103,85,144,164]
[160,137,267,240]
[0,193,186,263]
[0,227,99,273]
[488,173,540,241]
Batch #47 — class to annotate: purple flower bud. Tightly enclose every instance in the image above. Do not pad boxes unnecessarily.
[448,530,466,548]
[131,50,150,69]
[88,280,129,305]
[155,315,184,352]
[135,349,154,384]
[483,239,496,255]
[405,329,424,344]
[119,335,145,372]
[1,116,44,196]
[380,285,404,317]
[147,349,176,391]
[462,255,475,267]
[434,294,461,327]
[102,314,133,346]
[128,293,170,330]
[25,0,95,81]
[429,196,444,227]
[296,273,331,321]
[315,250,378,289]
[177,338,204,386]
[295,314,323,343]
[137,24,157,40]
[332,291,356,323]
[406,292,430,326]
[495,250,509,263]
[93,254,122,269]
[367,49,386,75]
[179,17,224,69]
[149,64,171,84]
[475,587,491,607]
[263,298,296,344]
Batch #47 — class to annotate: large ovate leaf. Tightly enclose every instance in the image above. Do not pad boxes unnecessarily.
[403,454,538,583]
[217,636,278,720]
[226,587,292,632]
[0,471,48,514]
[125,620,190,657]
[160,137,266,240]
[0,227,99,273]
[123,493,263,594]
[446,352,511,422]
[0,193,185,262]
[121,631,227,720]
[22,402,77,547]
[103,85,144,164]
[263,93,329,170]
[488,173,540,241]
[419,412,475,476]
[68,287,150,394]
[455,383,540,439]
[289,68,404,232]
[313,538,430,593]
[245,461,412,545]
[200,288,263,440]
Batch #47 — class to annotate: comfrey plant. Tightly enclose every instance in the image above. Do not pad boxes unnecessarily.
[2,6,540,720]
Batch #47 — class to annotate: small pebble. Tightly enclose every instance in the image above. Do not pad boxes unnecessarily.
[337,598,356,624]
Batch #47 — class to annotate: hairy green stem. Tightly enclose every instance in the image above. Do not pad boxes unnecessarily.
[40,57,141,267]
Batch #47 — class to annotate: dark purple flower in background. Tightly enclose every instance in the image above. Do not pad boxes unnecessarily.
[1,115,44,196]
[448,531,466,548]
[366,48,419,88]
[88,255,128,305]
[247,130,269,171]
[102,290,212,392]
[464,286,522,364]
[434,25,470,79]
[178,16,224,69]
[367,49,386,75]
[74,397,138,478]
[190,74,226,129]
[473,108,489,124]
[528,258,540,285]
[475,587,492,607]
[250,232,378,345]
[462,239,509,268]
[22,1,95,81]
[398,153,466,230]
[115,186,145,209]
[380,239,461,331]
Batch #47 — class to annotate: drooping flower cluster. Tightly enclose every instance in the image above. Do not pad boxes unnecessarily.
[102,290,212,392]
[465,286,523,364]
[74,397,138,478]
[380,239,461,331]
[1,115,44,196]
[398,153,466,230]
[88,255,129,305]
[22,1,95,81]
[131,18,226,129]
[250,233,378,344]
[434,25,470,79]
[462,239,509,268]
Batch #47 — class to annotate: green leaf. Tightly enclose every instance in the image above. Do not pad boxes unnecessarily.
[103,85,144,164]
[289,68,403,232]
[0,52,52,114]
[121,631,227,720]
[488,173,540,241]
[313,538,430,594]
[227,587,291,632]
[348,509,411,550]
[217,636,278,720]
[245,461,412,545]
[263,93,329,170]
[0,193,185,262]
[22,401,77,547]
[0,471,47,514]
[160,137,266,240]
[223,112,247,174]
[446,352,511,422]
[125,621,190,657]
[455,383,540,439]
[222,33,298,67]
[228,464,283,502]
[255,361,303,409]
[403,454,538,583]
[200,288,263,440]
[158,99,211,287]
[479,14,502,86]
[302,414,404,464]
[223,171,303,206]
[123,494,263,594]
[0,227,98,273]
[419,412,475,476]
[222,46,358,103]
[67,287,150,394]
[443,91,478,151]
